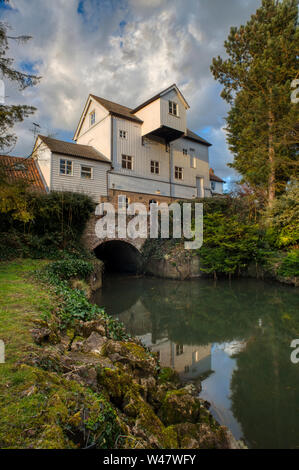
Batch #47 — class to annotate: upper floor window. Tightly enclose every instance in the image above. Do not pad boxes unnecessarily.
[150,160,160,174]
[176,344,184,356]
[169,100,178,116]
[190,156,197,169]
[90,110,96,127]
[119,130,127,139]
[183,148,188,155]
[122,154,133,170]
[60,159,73,176]
[175,166,183,180]
[211,181,216,191]
[81,165,93,179]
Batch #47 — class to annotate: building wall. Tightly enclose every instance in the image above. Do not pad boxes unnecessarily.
[103,188,174,207]
[134,98,161,136]
[50,152,110,202]
[211,181,224,194]
[160,88,187,134]
[76,99,111,159]
[34,138,52,189]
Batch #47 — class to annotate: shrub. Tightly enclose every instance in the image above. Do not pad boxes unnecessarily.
[47,259,93,281]
[278,250,299,278]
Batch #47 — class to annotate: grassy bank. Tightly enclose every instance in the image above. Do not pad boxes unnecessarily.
[0,259,232,449]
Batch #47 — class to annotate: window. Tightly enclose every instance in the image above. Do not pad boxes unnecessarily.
[119,130,127,139]
[60,159,73,176]
[176,344,184,356]
[150,160,160,174]
[149,199,158,209]
[122,154,133,170]
[211,181,216,191]
[184,365,190,373]
[81,165,93,179]
[183,148,188,155]
[175,166,183,180]
[190,156,196,169]
[169,100,178,116]
[118,195,129,210]
[90,110,95,126]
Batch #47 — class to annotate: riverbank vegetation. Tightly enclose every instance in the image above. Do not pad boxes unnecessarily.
[0,259,235,449]
[143,182,299,283]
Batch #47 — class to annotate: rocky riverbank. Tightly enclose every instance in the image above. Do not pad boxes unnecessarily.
[27,314,241,449]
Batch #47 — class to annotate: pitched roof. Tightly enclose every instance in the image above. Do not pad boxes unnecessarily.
[209,168,225,183]
[132,84,190,113]
[184,129,212,147]
[38,135,112,164]
[90,95,143,123]
[0,155,46,192]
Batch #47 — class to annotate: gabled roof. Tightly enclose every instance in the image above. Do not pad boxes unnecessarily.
[90,95,143,123]
[132,84,189,113]
[209,168,225,183]
[37,135,112,164]
[0,155,46,192]
[184,129,212,147]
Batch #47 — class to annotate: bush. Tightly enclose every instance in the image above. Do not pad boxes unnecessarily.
[0,191,95,260]
[278,250,299,278]
[47,259,93,281]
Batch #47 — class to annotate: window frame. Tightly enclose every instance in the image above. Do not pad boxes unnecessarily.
[59,158,73,176]
[190,156,197,169]
[89,110,96,127]
[118,195,130,210]
[174,166,183,180]
[119,129,128,139]
[80,165,93,180]
[150,160,160,175]
[121,154,133,170]
[168,100,178,116]
[211,181,216,191]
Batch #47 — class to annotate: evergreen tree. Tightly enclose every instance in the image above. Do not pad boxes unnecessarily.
[0,0,40,151]
[211,0,299,206]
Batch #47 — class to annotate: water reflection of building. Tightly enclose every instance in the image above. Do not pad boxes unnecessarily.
[139,333,212,381]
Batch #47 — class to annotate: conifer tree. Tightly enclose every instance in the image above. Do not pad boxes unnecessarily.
[0,0,40,151]
[211,0,299,206]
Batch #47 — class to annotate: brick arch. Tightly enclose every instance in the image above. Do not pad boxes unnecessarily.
[82,214,147,253]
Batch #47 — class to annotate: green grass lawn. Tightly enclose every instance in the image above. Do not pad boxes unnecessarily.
[0,259,52,364]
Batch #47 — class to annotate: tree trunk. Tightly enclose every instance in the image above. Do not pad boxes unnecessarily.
[268,95,276,207]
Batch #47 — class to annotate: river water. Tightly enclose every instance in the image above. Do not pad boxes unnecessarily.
[93,275,299,449]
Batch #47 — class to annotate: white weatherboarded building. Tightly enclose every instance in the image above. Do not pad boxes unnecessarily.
[33,84,224,203]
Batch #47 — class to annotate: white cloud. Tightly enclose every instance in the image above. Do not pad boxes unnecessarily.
[1,0,261,180]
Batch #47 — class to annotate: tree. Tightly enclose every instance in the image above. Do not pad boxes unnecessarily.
[0,0,40,151]
[211,0,299,207]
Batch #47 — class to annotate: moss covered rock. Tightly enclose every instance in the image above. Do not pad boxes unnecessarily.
[158,389,202,426]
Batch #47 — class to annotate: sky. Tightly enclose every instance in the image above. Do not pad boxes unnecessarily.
[0,0,262,186]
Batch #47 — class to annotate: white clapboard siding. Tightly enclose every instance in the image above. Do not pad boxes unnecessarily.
[160,89,186,134]
[51,153,110,202]
[109,172,171,197]
[76,99,111,159]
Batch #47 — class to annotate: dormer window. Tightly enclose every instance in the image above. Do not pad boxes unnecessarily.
[119,130,127,139]
[90,110,96,127]
[169,100,178,116]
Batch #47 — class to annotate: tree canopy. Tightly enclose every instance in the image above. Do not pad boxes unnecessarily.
[211,0,299,206]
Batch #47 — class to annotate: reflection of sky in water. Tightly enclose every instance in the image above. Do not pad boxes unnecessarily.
[200,342,244,441]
